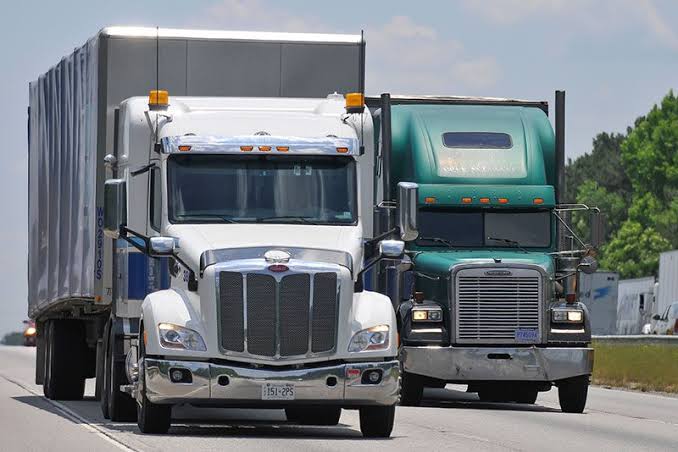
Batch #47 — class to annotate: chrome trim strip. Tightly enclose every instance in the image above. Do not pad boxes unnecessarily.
[163,135,359,156]
[202,246,352,276]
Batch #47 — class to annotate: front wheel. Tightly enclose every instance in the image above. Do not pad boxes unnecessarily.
[136,327,172,434]
[399,371,424,406]
[557,375,589,413]
[359,404,396,438]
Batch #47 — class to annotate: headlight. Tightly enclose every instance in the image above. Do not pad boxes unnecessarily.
[348,325,390,352]
[24,327,37,336]
[412,307,443,322]
[158,323,207,351]
[551,309,584,324]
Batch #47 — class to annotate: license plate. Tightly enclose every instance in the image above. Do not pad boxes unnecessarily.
[515,329,538,342]
[261,383,295,400]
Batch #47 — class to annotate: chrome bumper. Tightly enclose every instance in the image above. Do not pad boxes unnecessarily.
[143,358,399,406]
[401,346,593,382]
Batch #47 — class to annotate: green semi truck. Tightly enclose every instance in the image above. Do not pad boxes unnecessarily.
[368,92,603,413]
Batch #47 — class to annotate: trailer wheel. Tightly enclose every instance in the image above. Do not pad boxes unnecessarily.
[399,371,424,406]
[285,406,341,425]
[558,375,589,413]
[43,320,86,400]
[359,404,396,438]
[137,327,172,434]
[106,326,137,422]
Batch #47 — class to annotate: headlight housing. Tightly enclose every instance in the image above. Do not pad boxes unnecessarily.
[158,323,207,351]
[551,308,584,324]
[412,306,443,322]
[348,325,390,352]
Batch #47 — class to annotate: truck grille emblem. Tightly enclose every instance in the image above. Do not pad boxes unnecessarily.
[485,270,512,276]
[264,250,291,264]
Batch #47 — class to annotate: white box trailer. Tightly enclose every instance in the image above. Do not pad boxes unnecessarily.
[616,276,657,335]
[579,272,618,335]
[657,250,678,317]
[28,27,365,318]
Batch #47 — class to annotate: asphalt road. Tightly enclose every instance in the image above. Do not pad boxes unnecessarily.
[0,345,676,451]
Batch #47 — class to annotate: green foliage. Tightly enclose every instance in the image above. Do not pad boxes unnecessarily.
[565,90,678,278]
[1,331,24,346]
[600,221,670,279]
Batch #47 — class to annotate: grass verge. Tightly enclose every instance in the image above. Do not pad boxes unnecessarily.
[592,341,678,393]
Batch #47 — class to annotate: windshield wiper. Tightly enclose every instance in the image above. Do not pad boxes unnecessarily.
[487,236,528,253]
[255,215,319,225]
[416,236,456,249]
[175,214,238,223]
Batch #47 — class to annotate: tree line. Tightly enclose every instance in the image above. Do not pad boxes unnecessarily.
[566,90,678,279]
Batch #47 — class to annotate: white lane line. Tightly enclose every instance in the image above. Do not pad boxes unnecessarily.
[0,373,139,452]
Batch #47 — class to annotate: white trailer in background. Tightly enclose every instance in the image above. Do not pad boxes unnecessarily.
[616,276,656,335]
[579,272,618,335]
[657,250,678,317]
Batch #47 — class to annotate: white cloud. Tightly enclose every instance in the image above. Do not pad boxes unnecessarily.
[188,2,500,94]
[462,0,678,50]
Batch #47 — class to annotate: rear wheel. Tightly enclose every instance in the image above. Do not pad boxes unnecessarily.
[43,320,86,400]
[137,326,172,434]
[359,404,396,438]
[399,371,424,406]
[285,406,341,425]
[558,375,589,413]
[106,325,137,422]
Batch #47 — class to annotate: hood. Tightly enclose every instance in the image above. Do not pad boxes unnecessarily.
[413,249,554,275]
[166,223,363,270]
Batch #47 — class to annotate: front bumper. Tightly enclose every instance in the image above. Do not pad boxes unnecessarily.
[401,346,593,382]
[143,358,399,406]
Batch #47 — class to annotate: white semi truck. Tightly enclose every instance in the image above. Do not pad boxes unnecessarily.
[28,27,418,437]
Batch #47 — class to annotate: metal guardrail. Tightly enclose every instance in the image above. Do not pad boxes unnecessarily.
[592,335,678,345]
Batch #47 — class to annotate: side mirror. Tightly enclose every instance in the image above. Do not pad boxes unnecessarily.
[578,255,599,274]
[397,182,419,241]
[149,237,176,257]
[378,239,405,258]
[652,314,661,321]
[104,179,127,239]
[590,209,606,248]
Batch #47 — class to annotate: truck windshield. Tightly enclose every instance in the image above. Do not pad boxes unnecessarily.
[167,154,357,225]
[416,209,551,248]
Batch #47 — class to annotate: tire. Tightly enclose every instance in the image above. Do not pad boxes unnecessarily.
[137,326,172,434]
[514,388,538,404]
[285,406,341,425]
[43,320,86,400]
[558,375,589,413]
[399,371,424,406]
[359,404,396,438]
[106,325,137,422]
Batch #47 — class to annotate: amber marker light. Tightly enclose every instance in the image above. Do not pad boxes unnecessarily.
[498,198,509,204]
[345,92,365,113]
[178,145,191,152]
[336,147,349,153]
[480,197,490,204]
[533,198,544,205]
[148,90,169,109]
[259,146,271,152]
[461,197,473,204]
[240,146,253,152]
[276,146,289,152]
[424,197,437,204]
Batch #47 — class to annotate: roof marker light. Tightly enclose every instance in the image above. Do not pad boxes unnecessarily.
[424,197,437,204]
[480,197,490,204]
[148,90,169,109]
[336,147,349,153]
[461,197,472,204]
[178,145,191,152]
[533,198,544,205]
[276,146,289,152]
[345,92,365,114]
[498,198,509,204]
[240,146,253,152]
[259,146,271,152]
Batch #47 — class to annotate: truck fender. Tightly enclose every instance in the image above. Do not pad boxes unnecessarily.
[350,291,398,356]
[140,289,206,356]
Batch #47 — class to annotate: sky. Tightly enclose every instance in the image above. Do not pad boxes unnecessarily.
[1,0,678,336]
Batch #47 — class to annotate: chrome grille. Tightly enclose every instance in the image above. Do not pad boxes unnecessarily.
[455,268,542,343]
[218,270,339,358]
